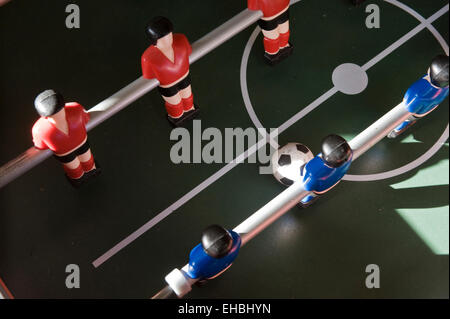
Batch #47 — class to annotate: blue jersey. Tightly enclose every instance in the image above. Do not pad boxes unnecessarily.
[404,75,449,116]
[302,155,353,194]
[186,231,241,280]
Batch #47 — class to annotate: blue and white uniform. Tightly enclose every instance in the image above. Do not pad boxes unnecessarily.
[302,154,353,194]
[391,74,449,135]
[186,231,241,280]
[404,75,449,116]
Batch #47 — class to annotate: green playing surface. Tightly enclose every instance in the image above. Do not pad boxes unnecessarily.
[0,0,448,298]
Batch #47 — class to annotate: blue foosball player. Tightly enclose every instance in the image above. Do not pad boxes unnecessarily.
[300,135,353,207]
[388,55,449,138]
[186,225,241,285]
[164,225,241,296]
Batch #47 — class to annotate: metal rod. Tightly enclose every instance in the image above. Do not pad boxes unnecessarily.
[86,78,159,130]
[151,285,176,299]
[156,98,420,298]
[349,101,411,160]
[155,183,309,299]
[0,9,263,190]
[190,10,262,64]
[234,182,310,246]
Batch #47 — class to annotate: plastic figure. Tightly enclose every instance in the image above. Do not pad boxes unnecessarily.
[186,225,241,282]
[301,135,353,207]
[247,0,293,65]
[141,16,199,126]
[32,90,100,187]
[388,55,449,138]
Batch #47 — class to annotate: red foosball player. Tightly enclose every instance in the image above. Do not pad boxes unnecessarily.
[141,16,199,126]
[32,90,100,187]
[247,0,293,65]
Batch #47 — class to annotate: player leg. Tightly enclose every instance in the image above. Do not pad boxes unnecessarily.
[260,15,281,65]
[180,85,194,112]
[178,75,195,113]
[278,20,290,49]
[387,114,418,139]
[262,28,280,57]
[77,146,102,181]
[74,140,96,172]
[179,84,200,123]
[163,75,200,126]
[159,82,184,121]
[78,149,95,172]
[260,11,292,66]
[277,15,293,59]
[162,92,184,119]
[62,157,85,187]
[299,193,319,208]
[162,90,200,127]
[387,104,440,139]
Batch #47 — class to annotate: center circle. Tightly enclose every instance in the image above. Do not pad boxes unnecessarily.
[240,0,449,182]
[332,63,369,95]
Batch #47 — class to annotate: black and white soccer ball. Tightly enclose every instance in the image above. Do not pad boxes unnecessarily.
[271,143,314,186]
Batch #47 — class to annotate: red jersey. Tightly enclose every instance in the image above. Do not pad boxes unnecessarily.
[141,33,192,86]
[247,0,290,18]
[32,103,90,155]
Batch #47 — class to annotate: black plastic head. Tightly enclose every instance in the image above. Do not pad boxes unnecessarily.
[430,55,449,88]
[321,134,352,168]
[201,225,233,259]
[145,16,173,46]
[34,90,65,117]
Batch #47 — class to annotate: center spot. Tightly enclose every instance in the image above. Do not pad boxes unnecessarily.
[332,63,369,95]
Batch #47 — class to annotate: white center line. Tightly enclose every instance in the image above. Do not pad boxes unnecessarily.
[92,4,449,268]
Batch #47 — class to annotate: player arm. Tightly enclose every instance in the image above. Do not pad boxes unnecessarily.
[141,55,156,79]
[403,91,420,114]
[32,126,48,150]
[187,39,192,56]
[67,102,90,124]
[82,107,90,124]
[403,78,430,114]
[181,34,192,56]
[77,103,90,124]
